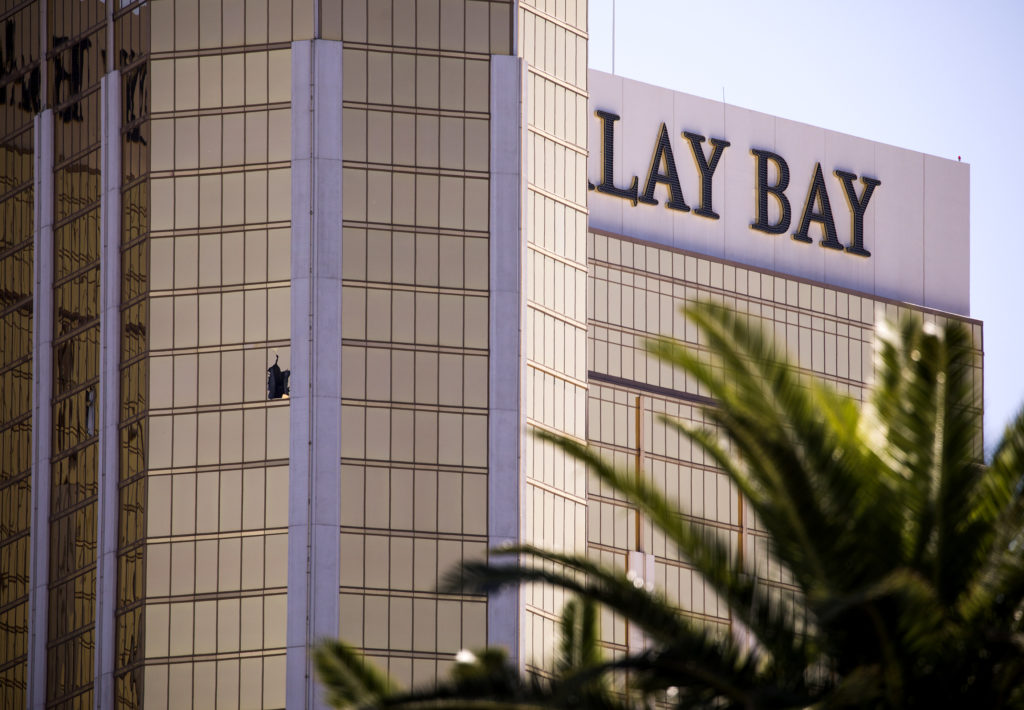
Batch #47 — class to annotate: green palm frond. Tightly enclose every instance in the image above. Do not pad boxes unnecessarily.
[557,598,602,677]
[314,639,397,709]
[648,304,902,595]
[959,405,1024,625]
[534,428,813,676]
[866,318,986,603]
[445,543,692,646]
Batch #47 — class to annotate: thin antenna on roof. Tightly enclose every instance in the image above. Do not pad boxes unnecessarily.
[612,0,616,74]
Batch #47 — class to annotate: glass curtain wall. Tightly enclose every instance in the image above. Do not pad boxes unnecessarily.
[0,0,41,705]
[46,1,106,706]
[137,0,312,707]
[330,0,510,687]
[113,2,148,706]
[585,229,984,655]
[517,0,590,674]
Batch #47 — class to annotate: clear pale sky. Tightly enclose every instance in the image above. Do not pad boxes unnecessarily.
[587,0,1024,449]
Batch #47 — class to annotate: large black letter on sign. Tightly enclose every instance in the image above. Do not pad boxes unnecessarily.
[834,170,880,257]
[684,132,730,219]
[751,149,791,234]
[794,162,841,249]
[638,123,689,211]
[593,110,639,205]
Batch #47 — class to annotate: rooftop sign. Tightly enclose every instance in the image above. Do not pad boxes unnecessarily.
[587,70,970,315]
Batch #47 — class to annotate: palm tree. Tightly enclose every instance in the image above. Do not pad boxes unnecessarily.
[317,302,1024,709]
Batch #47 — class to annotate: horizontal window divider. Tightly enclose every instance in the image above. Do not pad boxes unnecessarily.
[118,293,148,312]
[48,80,101,114]
[0,298,32,323]
[133,648,288,666]
[520,4,589,41]
[334,453,487,474]
[43,569,96,594]
[526,182,588,213]
[525,418,586,446]
[53,202,101,231]
[587,492,743,535]
[0,180,33,206]
[338,41,493,62]
[44,627,100,665]
[115,467,148,487]
[143,529,288,546]
[526,298,588,329]
[114,50,149,74]
[525,359,588,391]
[51,315,100,345]
[523,476,587,507]
[49,437,99,468]
[341,219,488,239]
[117,349,150,368]
[340,160,489,181]
[338,526,488,544]
[585,441,728,479]
[341,100,489,121]
[51,376,101,405]
[47,20,107,51]
[148,279,291,298]
[339,399,488,415]
[147,399,290,417]
[0,588,30,618]
[528,299,585,329]
[589,324,876,391]
[524,604,562,624]
[149,219,291,238]
[121,172,149,192]
[526,239,588,271]
[53,145,102,173]
[590,227,984,327]
[526,124,588,156]
[337,587,486,604]
[339,279,489,297]
[590,255,885,330]
[0,235,34,262]
[119,231,153,250]
[53,262,101,290]
[147,338,291,357]
[149,100,292,121]
[149,42,293,61]
[0,463,30,484]
[587,370,716,408]
[143,458,290,477]
[339,458,488,476]
[525,64,588,99]
[150,159,292,179]
[340,339,487,357]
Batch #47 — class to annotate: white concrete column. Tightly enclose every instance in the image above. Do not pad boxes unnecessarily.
[287,39,344,710]
[28,108,54,710]
[487,55,527,667]
[94,69,122,710]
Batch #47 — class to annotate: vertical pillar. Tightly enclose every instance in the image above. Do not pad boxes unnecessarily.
[287,39,344,710]
[487,55,527,666]
[28,108,54,710]
[94,69,122,710]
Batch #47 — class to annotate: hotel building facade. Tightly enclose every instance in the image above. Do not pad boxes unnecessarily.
[0,1,979,708]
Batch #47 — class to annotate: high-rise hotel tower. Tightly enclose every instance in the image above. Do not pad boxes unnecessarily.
[0,1,978,708]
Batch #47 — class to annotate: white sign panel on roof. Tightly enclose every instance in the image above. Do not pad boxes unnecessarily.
[587,70,970,315]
